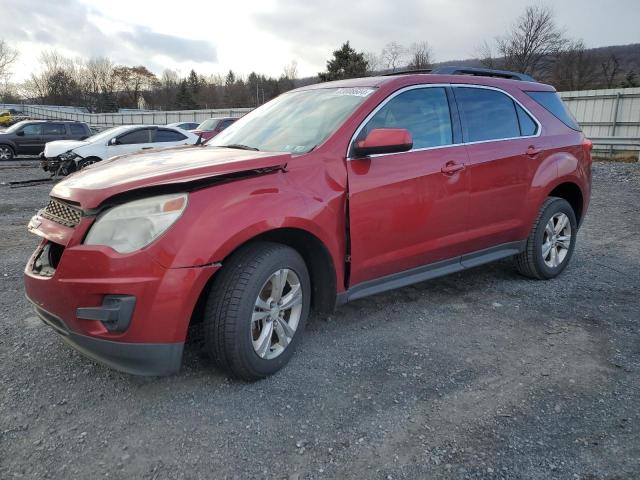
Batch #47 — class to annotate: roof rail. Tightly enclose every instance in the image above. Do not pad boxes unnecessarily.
[382,69,432,76]
[431,66,536,82]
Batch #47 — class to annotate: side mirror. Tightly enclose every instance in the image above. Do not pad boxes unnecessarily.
[352,128,413,157]
[16,130,24,137]
[108,137,119,146]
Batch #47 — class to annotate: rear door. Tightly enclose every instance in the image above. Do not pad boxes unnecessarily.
[151,128,190,147]
[453,86,541,251]
[347,85,470,285]
[41,123,68,152]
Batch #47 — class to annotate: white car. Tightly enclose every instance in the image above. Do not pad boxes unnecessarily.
[42,125,200,175]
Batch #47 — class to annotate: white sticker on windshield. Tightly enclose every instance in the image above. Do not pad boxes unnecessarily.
[329,87,375,97]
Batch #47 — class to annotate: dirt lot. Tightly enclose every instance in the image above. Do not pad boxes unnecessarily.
[1,161,639,480]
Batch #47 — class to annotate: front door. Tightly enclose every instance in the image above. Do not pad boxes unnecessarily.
[347,86,470,286]
[15,123,44,155]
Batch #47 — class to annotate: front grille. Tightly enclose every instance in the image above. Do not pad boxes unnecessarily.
[40,199,82,227]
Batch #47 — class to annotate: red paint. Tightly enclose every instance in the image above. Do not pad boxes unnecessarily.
[24,73,591,358]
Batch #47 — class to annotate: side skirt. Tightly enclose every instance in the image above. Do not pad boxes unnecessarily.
[336,240,525,305]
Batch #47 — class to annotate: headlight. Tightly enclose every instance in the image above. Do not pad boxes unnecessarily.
[59,151,79,161]
[84,193,188,253]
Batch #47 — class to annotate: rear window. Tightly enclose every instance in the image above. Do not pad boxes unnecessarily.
[526,91,581,131]
[154,129,187,142]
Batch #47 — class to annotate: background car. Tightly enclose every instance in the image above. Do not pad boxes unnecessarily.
[193,117,237,141]
[42,124,200,175]
[167,121,199,131]
[0,120,91,161]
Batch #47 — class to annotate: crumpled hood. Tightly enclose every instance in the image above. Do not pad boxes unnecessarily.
[44,140,89,158]
[51,145,290,209]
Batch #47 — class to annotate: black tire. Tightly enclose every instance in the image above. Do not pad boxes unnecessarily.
[203,242,311,380]
[0,144,14,161]
[78,157,100,169]
[515,197,577,279]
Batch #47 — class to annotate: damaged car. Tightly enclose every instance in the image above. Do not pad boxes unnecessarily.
[25,67,591,380]
[42,125,200,176]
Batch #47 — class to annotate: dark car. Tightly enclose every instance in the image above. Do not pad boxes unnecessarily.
[0,120,91,161]
[25,67,591,379]
[193,117,238,141]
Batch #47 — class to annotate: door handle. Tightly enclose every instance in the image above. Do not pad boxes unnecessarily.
[441,162,465,175]
[141,147,153,150]
[526,145,542,156]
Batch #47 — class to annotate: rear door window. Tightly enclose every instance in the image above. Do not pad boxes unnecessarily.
[42,123,66,135]
[153,129,187,142]
[526,91,581,131]
[359,87,453,150]
[454,87,521,142]
[118,128,151,144]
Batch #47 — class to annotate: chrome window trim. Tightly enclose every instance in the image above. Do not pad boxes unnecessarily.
[346,83,542,160]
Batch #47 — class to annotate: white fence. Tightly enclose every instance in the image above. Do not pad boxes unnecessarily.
[559,87,640,152]
[13,105,253,129]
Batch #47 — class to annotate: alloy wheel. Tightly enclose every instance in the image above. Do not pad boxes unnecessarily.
[0,146,12,160]
[251,268,303,360]
[542,212,572,268]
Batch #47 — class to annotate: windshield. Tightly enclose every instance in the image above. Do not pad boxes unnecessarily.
[208,87,376,153]
[85,126,132,143]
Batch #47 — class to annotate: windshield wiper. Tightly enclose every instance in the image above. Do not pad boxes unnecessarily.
[221,144,260,151]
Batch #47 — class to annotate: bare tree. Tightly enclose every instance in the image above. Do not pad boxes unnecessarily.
[478,40,498,69]
[600,54,620,88]
[283,60,298,80]
[407,41,433,70]
[496,5,567,76]
[0,39,18,81]
[550,40,598,91]
[382,42,406,71]
[363,51,380,74]
[24,51,82,105]
[113,65,159,108]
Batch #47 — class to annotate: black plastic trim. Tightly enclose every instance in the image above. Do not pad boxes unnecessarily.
[28,298,183,376]
[76,295,136,333]
[337,241,526,305]
[432,66,536,82]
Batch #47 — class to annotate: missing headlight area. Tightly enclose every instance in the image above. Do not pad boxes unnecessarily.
[32,242,65,277]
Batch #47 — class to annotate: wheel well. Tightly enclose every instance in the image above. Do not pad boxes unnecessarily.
[189,227,338,333]
[549,182,583,225]
[253,228,338,314]
[0,143,15,154]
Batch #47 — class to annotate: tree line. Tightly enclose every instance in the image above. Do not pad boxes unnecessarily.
[0,4,638,112]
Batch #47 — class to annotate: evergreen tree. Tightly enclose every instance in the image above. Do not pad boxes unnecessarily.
[318,41,368,82]
[175,79,197,109]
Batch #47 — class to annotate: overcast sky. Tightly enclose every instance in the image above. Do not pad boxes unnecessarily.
[2,0,639,81]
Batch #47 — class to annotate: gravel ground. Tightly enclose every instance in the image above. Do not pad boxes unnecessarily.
[1,161,639,480]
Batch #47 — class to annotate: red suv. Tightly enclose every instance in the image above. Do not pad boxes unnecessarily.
[24,67,591,379]
[193,117,237,141]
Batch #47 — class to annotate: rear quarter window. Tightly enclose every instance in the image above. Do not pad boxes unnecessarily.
[526,91,581,131]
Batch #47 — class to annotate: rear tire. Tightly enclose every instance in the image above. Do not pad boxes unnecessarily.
[515,197,577,279]
[0,145,14,161]
[203,242,311,380]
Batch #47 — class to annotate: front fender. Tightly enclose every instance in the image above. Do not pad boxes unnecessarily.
[143,172,345,278]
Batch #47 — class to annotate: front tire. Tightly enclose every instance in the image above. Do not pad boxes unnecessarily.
[203,242,311,380]
[0,145,14,161]
[515,197,577,279]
